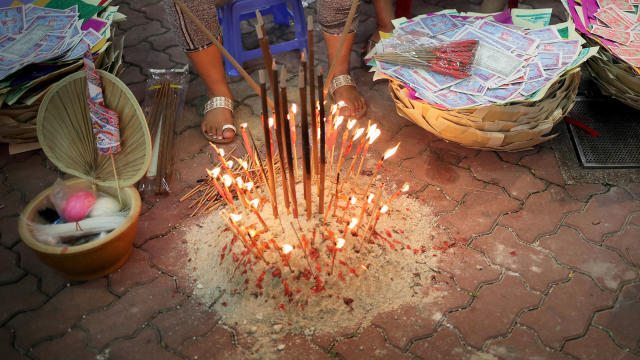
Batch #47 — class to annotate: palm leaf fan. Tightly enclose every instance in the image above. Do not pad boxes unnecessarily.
[37,70,151,188]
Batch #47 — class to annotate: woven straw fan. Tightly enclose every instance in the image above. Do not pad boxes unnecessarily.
[37,70,151,188]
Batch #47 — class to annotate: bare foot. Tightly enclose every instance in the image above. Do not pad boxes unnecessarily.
[333,83,366,118]
[201,105,235,141]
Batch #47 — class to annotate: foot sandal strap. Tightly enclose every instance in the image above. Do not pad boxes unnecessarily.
[204,96,234,114]
[328,74,355,97]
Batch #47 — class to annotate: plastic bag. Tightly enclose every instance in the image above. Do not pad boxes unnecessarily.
[49,179,97,222]
[138,64,189,196]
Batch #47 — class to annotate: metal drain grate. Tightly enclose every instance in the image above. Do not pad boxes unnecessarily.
[567,97,640,168]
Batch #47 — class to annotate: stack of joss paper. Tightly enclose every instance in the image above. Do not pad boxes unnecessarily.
[564,0,640,68]
[368,11,598,109]
[0,0,125,144]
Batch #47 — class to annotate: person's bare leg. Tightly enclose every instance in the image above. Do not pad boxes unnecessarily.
[480,0,507,13]
[324,32,365,117]
[370,0,394,43]
[187,45,235,140]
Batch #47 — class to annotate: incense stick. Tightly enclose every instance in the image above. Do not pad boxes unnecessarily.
[298,66,312,220]
[259,70,278,217]
[307,15,319,183]
[318,67,326,214]
[272,64,291,213]
[280,66,299,219]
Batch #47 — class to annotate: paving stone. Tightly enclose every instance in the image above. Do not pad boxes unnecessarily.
[428,139,480,165]
[136,1,172,29]
[371,273,469,350]
[275,333,331,360]
[461,152,546,200]
[135,195,191,247]
[409,326,492,359]
[447,274,541,349]
[403,152,485,201]
[13,242,67,297]
[539,227,637,292]
[4,155,58,201]
[486,326,571,360]
[147,30,181,52]
[0,275,47,325]
[621,183,640,200]
[497,148,538,165]
[565,183,608,202]
[163,45,190,66]
[142,230,193,293]
[123,42,171,72]
[473,227,570,293]
[108,248,159,296]
[0,247,24,284]
[0,191,24,218]
[152,299,220,350]
[118,64,146,86]
[332,326,410,359]
[416,186,457,216]
[563,326,640,360]
[519,273,615,350]
[630,213,640,227]
[30,329,95,360]
[605,225,640,267]
[173,153,214,194]
[0,215,20,248]
[390,125,431,161]
[0,327,27,359]
[593,283,640,352]
[124,21,168,49]
[174,127,209,162]
[564,187,640,243]
[106,327,181,360]
[115,3,150,32]
[520,149,565,185]
[311,321,362,351]
[436,245,501,292]
[9,279,115,349]
[377,163,429,199]
[79,276,185,350]
[180,326,249,359]
[438,186,520,241]
[176,105,204,134]
[500,185,583,244]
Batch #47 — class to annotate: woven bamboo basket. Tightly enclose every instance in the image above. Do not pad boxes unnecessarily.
[582,38,640,110]
[388,69,581,151]
[18,70,151,280]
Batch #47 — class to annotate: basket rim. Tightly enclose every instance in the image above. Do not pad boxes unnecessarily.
[36,70,151,187]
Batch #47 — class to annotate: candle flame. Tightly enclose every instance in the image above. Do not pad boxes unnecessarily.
[383,143,400,160]
[350,196,357,205]
[250,198,259,208]
[282,244,293,254]
[248,229,256,237]
[331,104,338,114]
[240,123,247,129]
[347,119,356,130]
[227,160,234,168]
[348,217,358,229]
[206,168,215,177]
[212,167,221,178]
[230,213,242,222]
[268,117,274,128]
[360,264,368,271]
[368,129,381,144]
[367,193,374,203]
[219,148,225,157]
[245,182,254,191]
[353,128,365,141]
[291,103,297,113]
[236,177,244,187]
[240,161,248,169]
[337,101,345,107]
[223,175,232,187]
[401,183,409,192]
[380,205,389,214]
[366,124,378,136]
[336,238,345,248]
[334,116,344,129]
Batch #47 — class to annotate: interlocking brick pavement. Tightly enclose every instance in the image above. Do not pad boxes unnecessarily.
[1,0,639,359]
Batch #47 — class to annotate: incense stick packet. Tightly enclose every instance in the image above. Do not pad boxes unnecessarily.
[138,65,190,196]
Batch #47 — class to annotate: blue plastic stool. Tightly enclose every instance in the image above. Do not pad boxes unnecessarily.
[219,0,308,76]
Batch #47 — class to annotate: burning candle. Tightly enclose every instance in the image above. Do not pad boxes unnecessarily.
[240,123,254,162]
[249,198,268,230]
[281,243,294,272]
[343,217,358,239]
[354,127,381,185]
[289,104,299,180]
[389,183,409,205]
[332,119,356,177]
[224,211,269,265]
[355,193,374,235]
[342,195,357,220]
[330,237,345,275]
[365,142,400,194]
[367,204,388,243]
[211,144,230,171]
[327,115,344,177]
[236,177,252,202]
[335,126,364,185]
[224,174,249,209]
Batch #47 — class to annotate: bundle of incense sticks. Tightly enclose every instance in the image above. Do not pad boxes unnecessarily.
[374,39,479,78]
[145,80,179,194]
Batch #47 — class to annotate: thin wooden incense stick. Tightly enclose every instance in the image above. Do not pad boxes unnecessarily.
[272,64,291,212]
[280,66,299,219]
[255,18,275,96]
[317,67,326,214]
[307,15,319,183]
[298,66,312,220]
[171,0,274,110]
[259,71,278,217]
